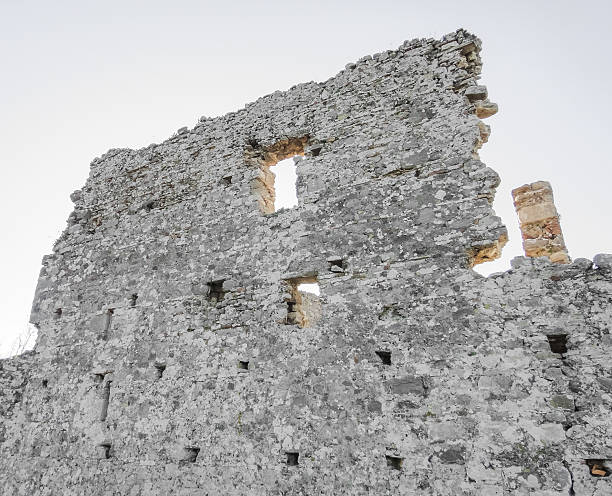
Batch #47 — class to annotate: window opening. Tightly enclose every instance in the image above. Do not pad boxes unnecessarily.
[249,136,308,214]
[238,360,249,370]
[284,277,321,328]
[273,158,298,211]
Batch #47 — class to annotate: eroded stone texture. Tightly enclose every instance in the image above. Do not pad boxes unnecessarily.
[1,29,611,495]
[512,181,571,264]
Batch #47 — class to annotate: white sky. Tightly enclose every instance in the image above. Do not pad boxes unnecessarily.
[1,1,611,357]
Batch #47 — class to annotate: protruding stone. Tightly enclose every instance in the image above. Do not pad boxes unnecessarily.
[475,100,498,118]
[512,181,570,264]
[465,85,488,102]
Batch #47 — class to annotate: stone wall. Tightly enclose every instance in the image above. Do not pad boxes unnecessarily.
[0,29,610,495]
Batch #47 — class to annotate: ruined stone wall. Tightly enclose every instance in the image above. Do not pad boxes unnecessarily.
[0,30,610,495]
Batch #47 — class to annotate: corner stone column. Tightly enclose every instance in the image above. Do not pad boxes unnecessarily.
[512,181,570,264]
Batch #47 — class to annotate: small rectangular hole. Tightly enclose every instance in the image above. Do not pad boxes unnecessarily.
[100,381,111,421]
[386,455,403,470]
[207,280,226,302]
[54,308,62,319]
[238,361,249,370]
[101,309,114,341]
[184,447,200,463]
[375,350,392,365]
[310,145,323,157]
[98,443,111,459]
[547,334,568,354]
[222,176,232,185]
[129,294,138,307]
[328,259,345,272]
[154,363,166,379]
[286,451,299,466]
[586,459,610,477]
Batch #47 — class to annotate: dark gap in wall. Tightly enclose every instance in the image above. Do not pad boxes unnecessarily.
[376,350,392,365]
[386,455,403,470]
[547,334,568,355]
[328,258,345,273]
[42,379,48,388]
[310,144,323,157]
[222,176,232,185]
[101,309,114,341]
[207,280,226,302]
[286,451,299,466]
[586,459,610,477]
[238,360,249,370]
[155,363,166,379]
[93,373,105,384]
[98,443,111,459]
[129,294,138,307]
[144,200,157,212]
[100,381,111,422]
[54,308,62,319]
[184,447,200,463]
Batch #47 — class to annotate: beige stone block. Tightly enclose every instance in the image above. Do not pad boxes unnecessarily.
[517,203,558,224]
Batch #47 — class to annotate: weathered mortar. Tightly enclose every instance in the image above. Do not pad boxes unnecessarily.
[1,29,611,495]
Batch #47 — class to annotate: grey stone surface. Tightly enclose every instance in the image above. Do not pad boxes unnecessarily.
[1,28,611,495]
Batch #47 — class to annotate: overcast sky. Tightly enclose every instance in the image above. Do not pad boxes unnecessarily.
[1,0,611,357]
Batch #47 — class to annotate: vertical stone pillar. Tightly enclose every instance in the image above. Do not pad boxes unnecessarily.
[512,181,570,264]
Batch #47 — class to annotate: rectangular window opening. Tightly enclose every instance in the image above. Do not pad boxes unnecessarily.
[284,276,320,328]
[238,360,249,371]
[207,280,226,302]
[376,350,392,365]
[586,459,610,477]
[221,175,232,186]
[286,451,299,466]
[54,308,63,319]
[386,455,404,470]
[547,334,568,355]
[249,136,308,214]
